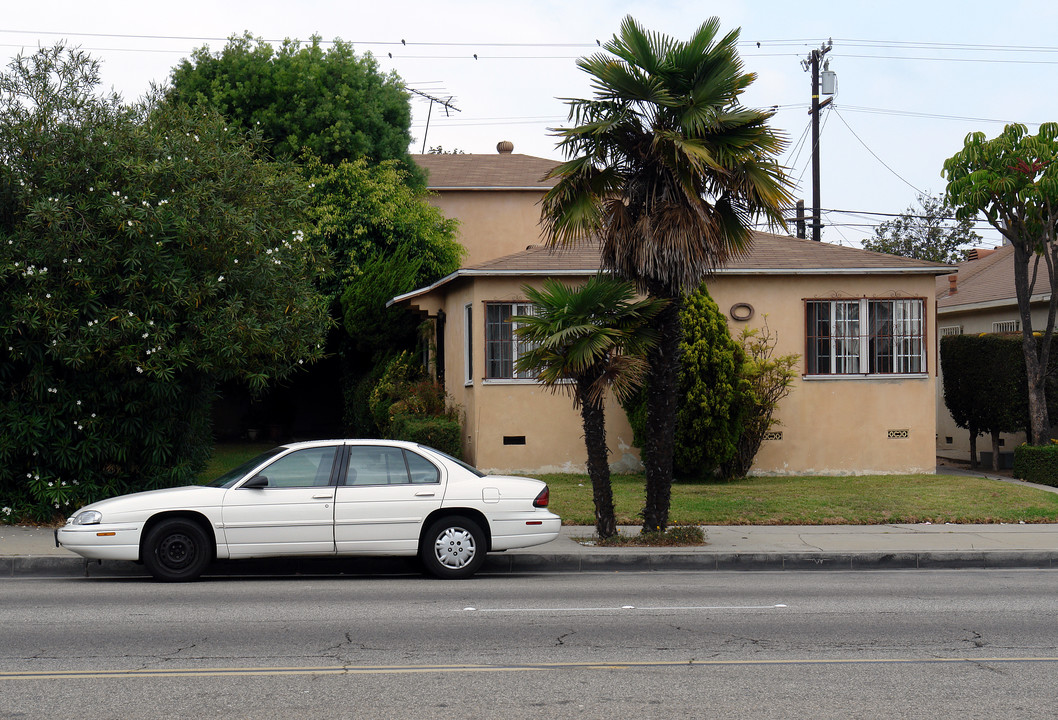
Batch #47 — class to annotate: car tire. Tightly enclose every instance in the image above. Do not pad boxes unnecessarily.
[142,518,212,582]
[420,515,486,579]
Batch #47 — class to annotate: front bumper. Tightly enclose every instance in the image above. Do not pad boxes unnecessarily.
[55,523,142,561]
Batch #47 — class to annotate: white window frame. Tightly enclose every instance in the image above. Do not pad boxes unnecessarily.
[463,303,473,386]
[805,298,927,377]
[484,301,537,382]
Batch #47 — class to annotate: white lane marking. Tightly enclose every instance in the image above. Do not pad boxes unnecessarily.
[462,604,788,612]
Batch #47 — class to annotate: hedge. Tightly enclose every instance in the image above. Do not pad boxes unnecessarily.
[1013,444,1058,487]
[389,414,463,459]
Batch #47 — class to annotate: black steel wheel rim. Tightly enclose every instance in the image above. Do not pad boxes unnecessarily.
[157,533,196,570]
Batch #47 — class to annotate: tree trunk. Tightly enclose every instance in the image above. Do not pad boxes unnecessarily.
[1012,243,1052,444]
[968,425,978,469]
[641,295,682,533]
[990,428,1001,472]
[577,377,617,539]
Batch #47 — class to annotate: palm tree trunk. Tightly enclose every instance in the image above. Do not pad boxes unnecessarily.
[577,377,617,539]
[642,295,682,533]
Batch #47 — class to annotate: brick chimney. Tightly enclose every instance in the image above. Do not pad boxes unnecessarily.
[948,274,958,296]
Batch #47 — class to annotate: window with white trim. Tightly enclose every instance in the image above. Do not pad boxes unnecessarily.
[806,298,926,375]
[485,302,536,380]
[463,303,473,385]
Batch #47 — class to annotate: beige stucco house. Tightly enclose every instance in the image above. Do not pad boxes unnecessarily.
[395,147,951,476]
[936,245,1057,465]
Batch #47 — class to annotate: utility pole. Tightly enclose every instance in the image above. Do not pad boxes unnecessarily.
[802,40,835,241]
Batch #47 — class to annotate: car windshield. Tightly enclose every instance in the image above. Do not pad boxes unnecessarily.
[420,445,486,478]
[205,447,286,488]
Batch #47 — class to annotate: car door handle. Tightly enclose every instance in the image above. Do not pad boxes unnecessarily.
[414,491,435,497]
[312,493,334,500]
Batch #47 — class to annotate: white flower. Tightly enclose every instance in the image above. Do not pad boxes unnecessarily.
[2,507,11,515]
[217,275,224,282]
[135,366,143,374]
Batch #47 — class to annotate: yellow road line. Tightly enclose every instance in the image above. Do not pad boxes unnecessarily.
[3,657,1058,680]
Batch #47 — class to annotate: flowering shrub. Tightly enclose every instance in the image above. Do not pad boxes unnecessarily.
[0,46,330,521]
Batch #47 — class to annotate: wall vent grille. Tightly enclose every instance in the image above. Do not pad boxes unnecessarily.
[939,325,962,336]
[763,431,783,441]
[888,429,910,440]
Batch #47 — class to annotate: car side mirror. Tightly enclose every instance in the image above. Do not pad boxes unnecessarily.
[242,475,269,489]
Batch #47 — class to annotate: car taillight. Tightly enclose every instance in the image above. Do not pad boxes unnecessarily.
[532,486,549,508]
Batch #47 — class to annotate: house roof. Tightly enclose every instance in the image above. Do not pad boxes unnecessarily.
[390,231,951,307]
[937,243,1051,312]
[412,152,559,190]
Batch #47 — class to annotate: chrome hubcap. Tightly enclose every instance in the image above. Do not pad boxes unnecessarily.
[433,527,477,569]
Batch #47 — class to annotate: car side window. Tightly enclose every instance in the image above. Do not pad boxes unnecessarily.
[344,446,411,485]
[256,447,337,488]
[404,450,440,484]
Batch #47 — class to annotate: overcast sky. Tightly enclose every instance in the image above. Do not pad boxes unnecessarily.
[4,0,1057,248]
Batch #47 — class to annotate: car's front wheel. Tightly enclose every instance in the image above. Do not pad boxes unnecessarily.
[420,515,486,579]
[142,518,211,582]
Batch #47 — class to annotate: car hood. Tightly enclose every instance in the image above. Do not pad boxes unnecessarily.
[72,485,223,519]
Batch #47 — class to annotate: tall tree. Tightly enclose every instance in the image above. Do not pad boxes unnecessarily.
[943,123,1058,445]
[861,192,981,264]
[512,277,664,539]
[0,46,330,520]
[624,285,750,480]
[169,33,419,176]
[304,155,463,431]
[540,16,792,531]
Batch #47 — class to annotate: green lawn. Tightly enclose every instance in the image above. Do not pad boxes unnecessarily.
[199,443,275,482]
[200,444,1058,526]
[537,472,1058,526]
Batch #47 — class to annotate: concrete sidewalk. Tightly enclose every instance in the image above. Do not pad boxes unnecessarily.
[4,521,1058,578]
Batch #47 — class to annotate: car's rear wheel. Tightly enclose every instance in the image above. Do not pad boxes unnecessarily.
[420,515,486,579]
[142,518,211,582]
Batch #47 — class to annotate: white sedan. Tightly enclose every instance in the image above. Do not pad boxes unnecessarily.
[56,440,561,581]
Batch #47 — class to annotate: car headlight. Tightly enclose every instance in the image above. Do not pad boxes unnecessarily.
[72,510,102,525]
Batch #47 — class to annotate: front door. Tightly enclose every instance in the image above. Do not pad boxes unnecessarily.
[221,445,339,558]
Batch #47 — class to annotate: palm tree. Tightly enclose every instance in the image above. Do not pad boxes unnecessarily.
[540,15,793,532]
[512,276,665,539]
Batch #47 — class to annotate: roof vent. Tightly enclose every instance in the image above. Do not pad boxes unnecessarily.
[496,140,514,154]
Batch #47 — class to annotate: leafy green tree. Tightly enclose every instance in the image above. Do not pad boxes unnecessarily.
[169,33,418,174]
[512,277,665,539]
[540,16,793,532]
[943,123,1058,445]
[941,333,1058,470]
[0,46,330,520]
[625,286,749,480]
[673,288,750,478]
[861,192,981,264]
[720,322,798,479]
[303,156,463,430]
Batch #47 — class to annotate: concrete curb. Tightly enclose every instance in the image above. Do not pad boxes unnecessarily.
[6,550,1058,579]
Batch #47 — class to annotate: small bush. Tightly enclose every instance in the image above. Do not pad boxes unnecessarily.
[590,525,705,547]
[389,415,462,458]
[1013,444,1058,486]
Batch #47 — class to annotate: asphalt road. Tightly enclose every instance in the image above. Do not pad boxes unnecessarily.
[3,569,1058,719]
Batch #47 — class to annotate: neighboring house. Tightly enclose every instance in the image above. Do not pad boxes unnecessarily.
[398,147,951,476]
[935,244,1057,464]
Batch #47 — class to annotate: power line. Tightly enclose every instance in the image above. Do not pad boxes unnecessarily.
[831,108,923,195]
